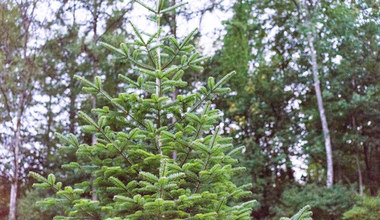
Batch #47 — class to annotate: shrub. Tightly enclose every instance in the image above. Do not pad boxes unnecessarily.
[343,193,380,220]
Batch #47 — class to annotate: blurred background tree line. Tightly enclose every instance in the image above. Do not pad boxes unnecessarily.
[0,0,378,219]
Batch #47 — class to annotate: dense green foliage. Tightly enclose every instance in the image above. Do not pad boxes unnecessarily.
[208,0,379,218]
[30,1,255,219]
[280,205,312,220]
[343,193,380,220]
[17,189,62,220]
[275,184,356,219]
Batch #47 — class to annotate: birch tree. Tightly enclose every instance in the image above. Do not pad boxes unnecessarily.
[301,0,334,187]
[0,0,42,219]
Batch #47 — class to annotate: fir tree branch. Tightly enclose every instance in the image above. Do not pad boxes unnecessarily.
[128,20,157,68]
[128,56,156,71]
[144,44,157,68]
[42,179,100,219]
[180,124,202,167]
[162,47,181,70]
[216,197,225,214]
[98,128,134,166]
[168,91,212,131]
[98,88,147,129]
[162,28,197,70]
[193,127,220,193]
[109,177,134,198]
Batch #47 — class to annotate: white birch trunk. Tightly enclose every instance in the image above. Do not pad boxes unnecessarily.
[301,0,334,187]
[306,28,334,188]
[9,94,24,220]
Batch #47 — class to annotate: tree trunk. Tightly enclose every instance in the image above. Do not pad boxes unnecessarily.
[351,115,363,195]
[169,0,178,160]
[9,93,24,220]
[363,143,376,195]
[306,31,334,187]
[91,0,99,201]
[69,79,76,134]
[9,163,18,220]
[355,154,363,196]
[91,94,97,201]
[303,1,334,187]
[9,183,17,220]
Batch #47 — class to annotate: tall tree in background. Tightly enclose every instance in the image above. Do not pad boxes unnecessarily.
[301,0,333,188]
[293,0,379,192]
[49,0,133,137]
[276,0,379,218]
[307,0,379,193]
[212,0,378,218]
[0,1,43,219]
[211,0,305,218]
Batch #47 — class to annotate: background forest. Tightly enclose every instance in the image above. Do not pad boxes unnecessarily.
[0,0,379,219]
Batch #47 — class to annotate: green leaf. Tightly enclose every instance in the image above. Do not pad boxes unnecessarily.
[139,171,158,183]
[48,174,56,185]
[30,171,47,183]
[100,42,125,56]
[209,126,220,149]
[189,64,204,71]
[214,71,236,89]
[192,141,210,153]
[191,56,211,64]
[133,49,141,60]
[94,76,102,88]
[169,36,179,48]
[289,205,313,220]
[147,32,157,44]
[33,183,50,189]
[78,111,98,128]
[114,195,134,203]
[180,28,198,48]
[228,146,245,157]
[172,70,184,80]
[126,180,138,189]
[163,66,179,78]
[188,52,199,63]
[181,55,188,65]
[213,88,231,94]
[74,75,98,89]
[81,125,98,133]
[161,2,188,13]
[208,77,215,90]
[118,74,139,87]
[55,132,72,146]
[136,68,155,77]
[120,43,129,54]
[157,0,165,12]
[134,0,156,13]
[185,113,200,123]
[129,21,145,45]
[166,172,185,181]
[109,176,126,189]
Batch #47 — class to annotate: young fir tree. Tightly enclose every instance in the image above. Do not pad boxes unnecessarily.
[30,1,256,219]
